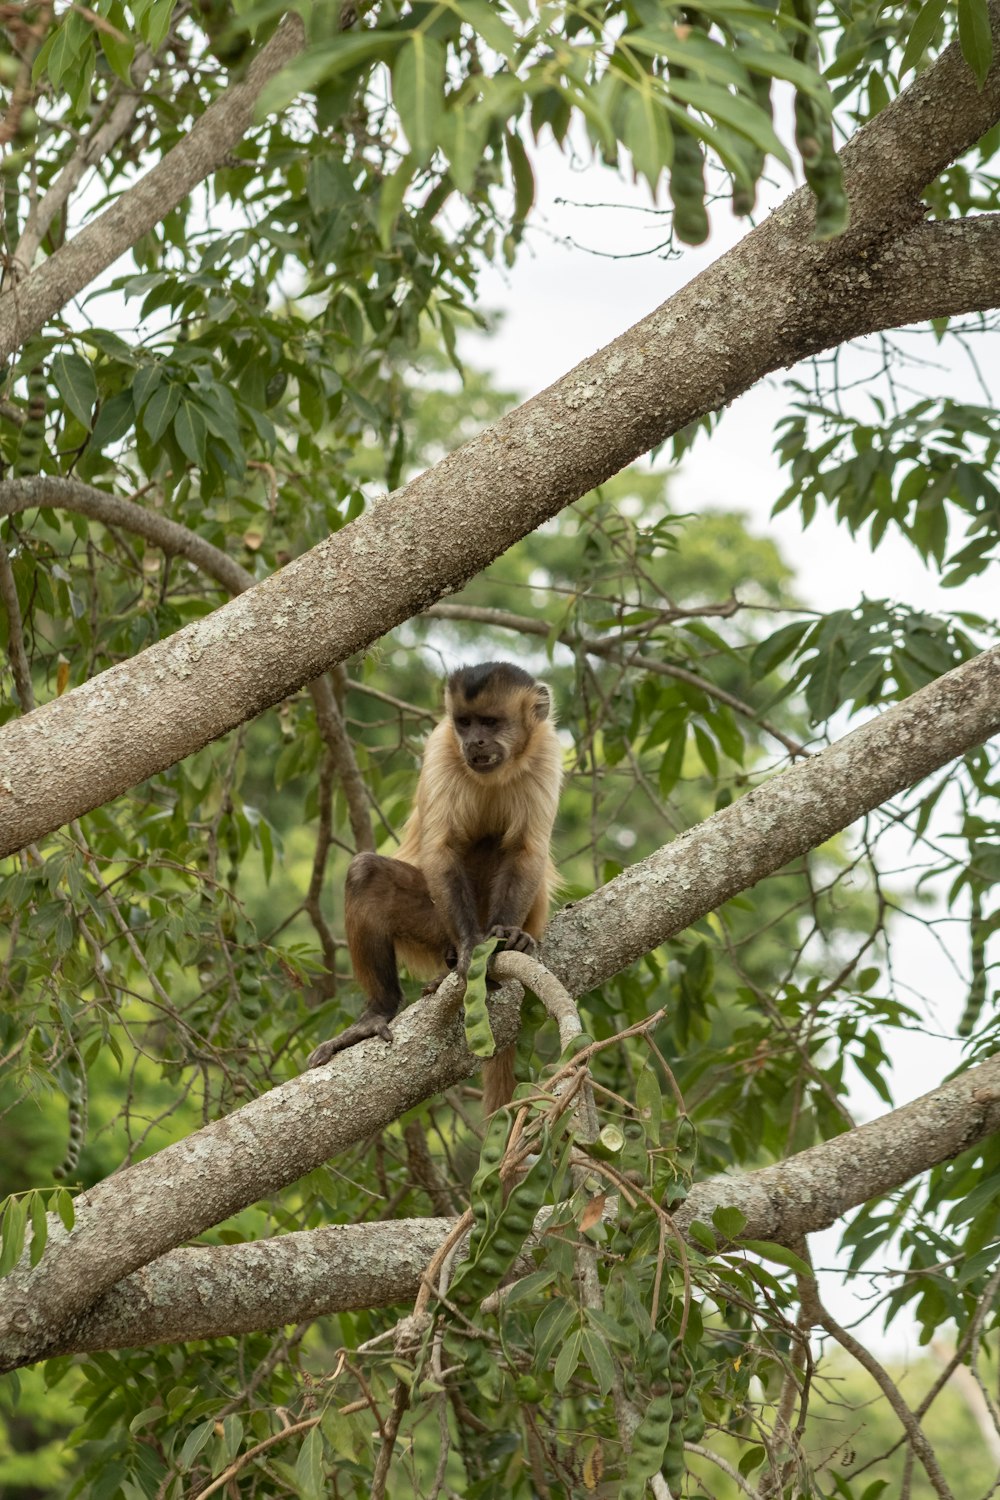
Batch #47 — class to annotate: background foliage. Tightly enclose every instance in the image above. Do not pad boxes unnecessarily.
[1,0,999,1494]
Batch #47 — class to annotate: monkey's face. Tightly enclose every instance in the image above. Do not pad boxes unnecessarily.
[451,709,512,774]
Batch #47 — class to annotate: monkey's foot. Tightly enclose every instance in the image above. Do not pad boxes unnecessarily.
[307,1015,394,1069]
[420,973,450,997]
[488,925,537,955]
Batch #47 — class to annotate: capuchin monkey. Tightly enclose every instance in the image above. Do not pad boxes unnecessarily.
[307,661,562,1112]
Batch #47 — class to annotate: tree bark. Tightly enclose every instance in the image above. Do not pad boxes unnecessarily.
[4,16,1000,854]
[2,646,999,1371]
[35,1051,1000,1356]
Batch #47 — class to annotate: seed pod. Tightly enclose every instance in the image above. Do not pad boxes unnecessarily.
[792,0,848,238]
[15,364,47,476]
[669,124,709,245]
[463,936,500,1058]
[54,1055,87,1181]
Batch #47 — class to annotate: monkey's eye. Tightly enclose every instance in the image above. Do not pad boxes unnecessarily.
[455,717,471,729]
[480,717,498,729]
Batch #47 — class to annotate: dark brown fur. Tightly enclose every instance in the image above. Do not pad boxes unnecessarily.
[307,663,562,1111]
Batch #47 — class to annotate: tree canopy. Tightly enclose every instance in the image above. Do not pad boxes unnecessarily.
[1,1,1000,1496]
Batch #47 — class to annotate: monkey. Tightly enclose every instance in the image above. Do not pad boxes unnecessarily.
[307,661,562,1112]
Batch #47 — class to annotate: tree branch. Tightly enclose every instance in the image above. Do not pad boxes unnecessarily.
[4,33,1000,854]
[0,475,374,851]
[33,1051,1000,1358]
[12,43,157,276]
[2,647,999,1371]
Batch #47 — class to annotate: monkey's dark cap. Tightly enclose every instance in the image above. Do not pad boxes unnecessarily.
[448,661,536,701]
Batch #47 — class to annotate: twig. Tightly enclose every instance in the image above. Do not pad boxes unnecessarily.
[189,1415,321,1500]
[423,602,808,758]
[0,530,34,711]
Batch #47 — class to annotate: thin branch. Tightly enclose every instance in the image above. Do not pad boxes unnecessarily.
[424,602,808,758]
[13,42,157,274]
[796,1243,955,1500]
[0,14,307,360]
[0,530,34,711]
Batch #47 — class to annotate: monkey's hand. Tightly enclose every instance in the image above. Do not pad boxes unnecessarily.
[488,925,537,955]
[306,1012,394,1069]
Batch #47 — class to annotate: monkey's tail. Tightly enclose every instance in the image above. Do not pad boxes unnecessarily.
[482,1046,516,1114]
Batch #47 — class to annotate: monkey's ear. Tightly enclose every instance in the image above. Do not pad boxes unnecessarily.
[532,684,552,721]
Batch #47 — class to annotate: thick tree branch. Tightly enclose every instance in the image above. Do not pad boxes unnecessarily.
[0,14,306,360]
[2,647,999,1371]
[0,475,374,851]
[543,644,1000,992]
[3,33,1000,855]
[35,1051,1000,1357]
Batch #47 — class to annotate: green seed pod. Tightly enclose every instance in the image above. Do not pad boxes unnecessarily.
[463,936,501,1058]
[669,126,709,246]
[791,0,848,238]
[625,1390,675,1481]
[15,363,47,477]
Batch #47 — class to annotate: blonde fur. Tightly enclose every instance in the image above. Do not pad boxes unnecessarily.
[398,674,562,1109]
[310,665,563,1102]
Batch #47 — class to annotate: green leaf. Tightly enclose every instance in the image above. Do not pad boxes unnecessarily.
[294,1425,324,1500]
[738,1239,812,1276]
[553,1328,582,1393]
[958,0,993,86]
[139,0,176,51]
[505,130,535,221]
[37,11,90,91]
[55,1189,75,1233]
[221,1414,244,1462]
[454,0,519,61]
[100,1,136,84]
[255,34,398,119]
[177,1417,215,1471]
[0,1195,28,1277]
[378,155,415,249]
[91,390,135,449]
[622,80,673,192]
[581,1328,616,1397]
[142,384,180,444]
[712,1204,748,1239]
[955,1240,1000,1288]
[52,352,98,429]
[28,1192,48,1267]
[670,76,790,165]
[174,399,208,466]
[441,103,491,194]
[901,0,949,74]
[393,35,445,163]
